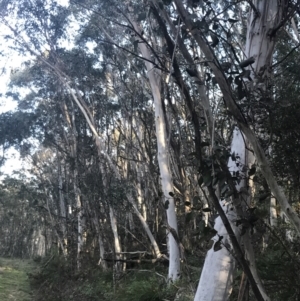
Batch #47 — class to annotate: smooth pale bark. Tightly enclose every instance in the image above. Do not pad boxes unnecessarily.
[270,197,277,227]
[194,129,245,301]
[245,1,282,76]
[134,116,147,220]
[76,192,85,269]
[109,205,122,271]
[135,162,145,218]
[132,20,180,281]
[195,217,236,301]
[246,1,278,235]
[114,116,163,258]
[124,115,147,221]
[31,229,46,257]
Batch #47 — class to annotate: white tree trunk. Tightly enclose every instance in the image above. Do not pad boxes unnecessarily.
[132,21,180,281]
[109,205,122,271]
[194,129,245,301]
[132,115,147,220]
[270,197,277,227]
[150,64,180,281]
[194,217,236,301]
[245,0,282,76]
[76,191,86,269]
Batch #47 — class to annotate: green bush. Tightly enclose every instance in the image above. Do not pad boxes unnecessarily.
[115,274,175,301]
[30,254,196,301]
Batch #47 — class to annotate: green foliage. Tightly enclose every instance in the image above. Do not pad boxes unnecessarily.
[0,111,37,147]
[0,257,37,301]
[0,176,45,258]
[115,274,176,301]
[256,226,300,301]
[30,254,195,301]
[30,253,112,301]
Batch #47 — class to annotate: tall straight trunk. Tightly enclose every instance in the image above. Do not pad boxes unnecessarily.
[270,197,277,227]
[109,205,122,272]
[57,154,68,255]
[76,190,85,269]
[65,100,85,270]
[132,21,180,281]
[194,129,245,301]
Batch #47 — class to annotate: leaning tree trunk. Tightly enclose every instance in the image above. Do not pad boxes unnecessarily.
[109,205,122,272]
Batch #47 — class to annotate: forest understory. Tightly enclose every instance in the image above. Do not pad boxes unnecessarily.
[1,0,300,300]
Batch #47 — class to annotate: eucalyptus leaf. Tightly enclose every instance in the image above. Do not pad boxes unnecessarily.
[198,176,204,186]
[213,240,222,252]
[185,212,193,224]
[164,200,169,209]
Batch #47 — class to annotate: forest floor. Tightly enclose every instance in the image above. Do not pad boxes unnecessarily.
[0,257,37,301]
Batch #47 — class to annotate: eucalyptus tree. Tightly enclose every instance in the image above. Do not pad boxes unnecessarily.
[90,0,300,298]
[1,0,167,272]
[3,0,300,299]
[0,176,48,258]
[0,110,37,166]
[165,1,300,299]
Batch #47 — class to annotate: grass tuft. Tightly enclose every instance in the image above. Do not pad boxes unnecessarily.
[0,257,37,301]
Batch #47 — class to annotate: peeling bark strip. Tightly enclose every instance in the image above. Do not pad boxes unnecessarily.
[173,0,300,236]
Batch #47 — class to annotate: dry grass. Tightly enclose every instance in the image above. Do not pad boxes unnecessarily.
[0,257,37,301]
